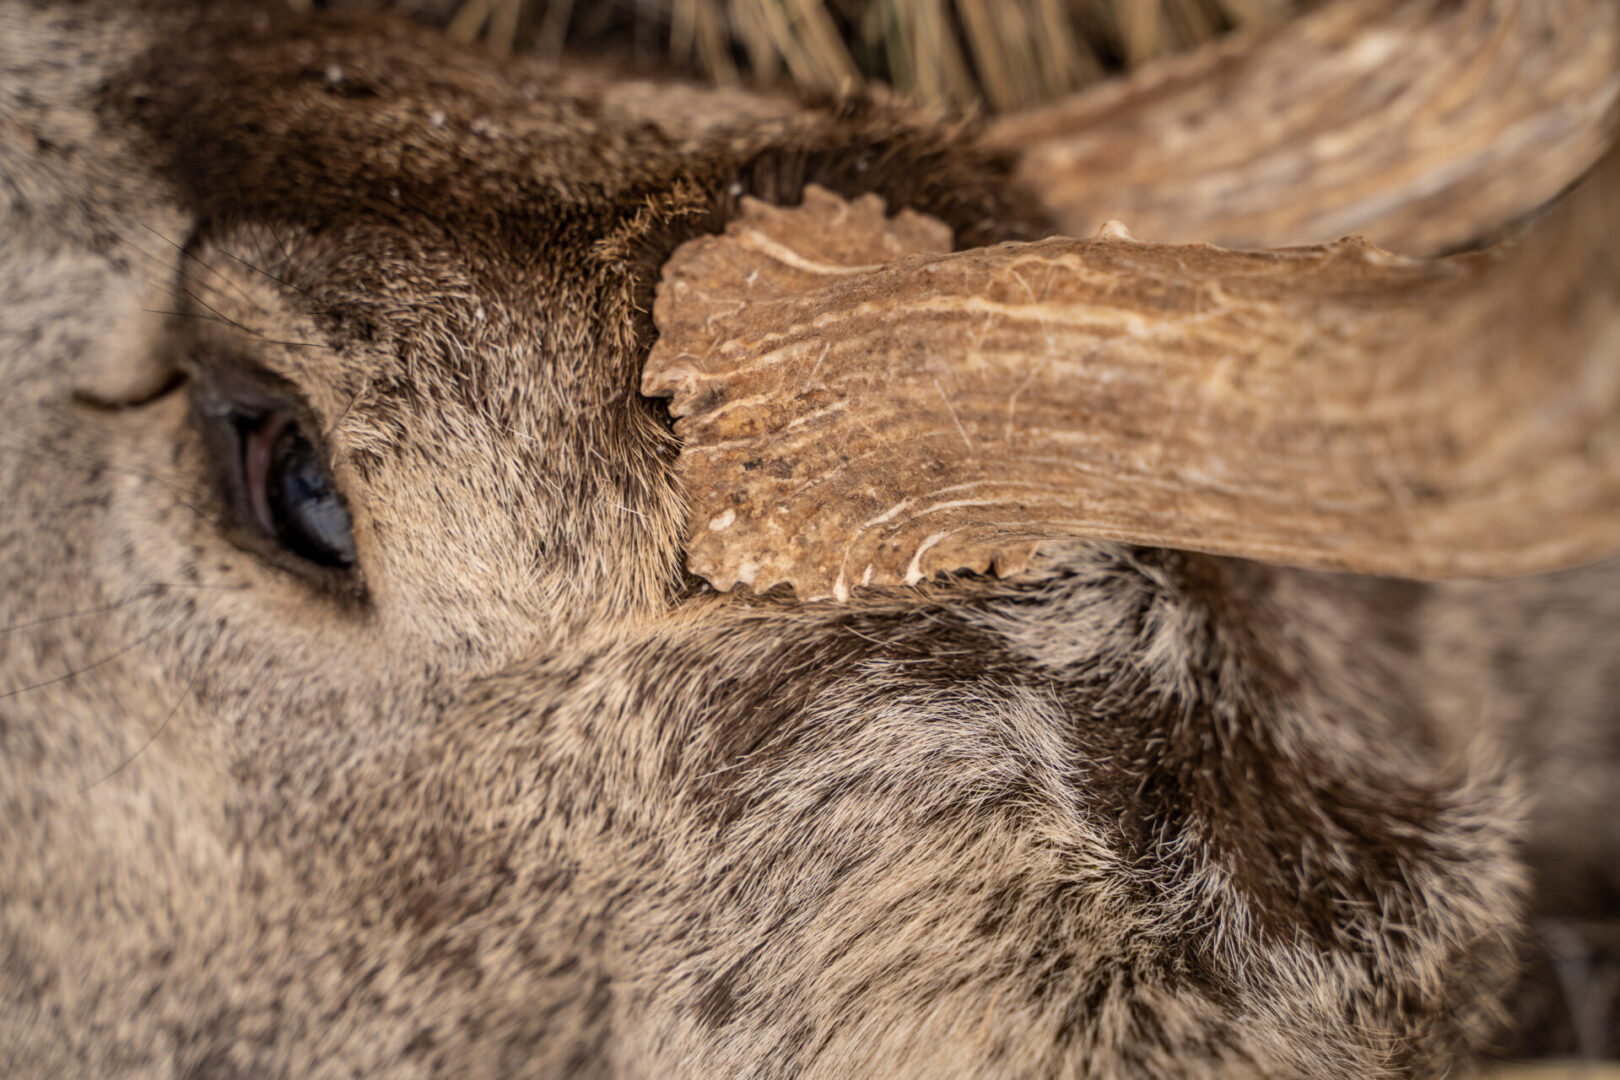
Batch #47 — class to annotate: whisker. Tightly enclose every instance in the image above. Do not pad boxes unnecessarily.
[1,497,109,511]
[174,284,256,334]
[135,221,277,321]
[142,308,231,321]
[27,406,203,478]
[262,220,302,282]
[146,303,336,349]
[79,627,219,792]
[215,244,319,304]
[0,617,180,702]
[0,582,244,636]
[162,256,344,347]
[0,434,216,524]
[175,284,335,350]
[197,237,351,324]
[323,380,369,443]
[109,225,193,293]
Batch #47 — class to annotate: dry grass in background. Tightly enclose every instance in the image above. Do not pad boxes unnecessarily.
[291,0,1306,110]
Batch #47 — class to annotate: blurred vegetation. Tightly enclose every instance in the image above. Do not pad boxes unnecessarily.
[291,0,1306,111]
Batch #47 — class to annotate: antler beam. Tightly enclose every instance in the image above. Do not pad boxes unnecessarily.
[644,149,1620,600]
[985,0,1620,254]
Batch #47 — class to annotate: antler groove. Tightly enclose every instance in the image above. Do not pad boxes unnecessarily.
[645,150,1620,600]
[984,0,1620,254]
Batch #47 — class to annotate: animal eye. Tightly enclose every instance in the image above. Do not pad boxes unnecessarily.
[197,388,359,571]
[241,413,357,568]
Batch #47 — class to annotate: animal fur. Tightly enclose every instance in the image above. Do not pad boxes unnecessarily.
[1,2,1614,1076]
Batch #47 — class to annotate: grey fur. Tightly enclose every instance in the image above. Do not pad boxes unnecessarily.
[1,3,1614,1077]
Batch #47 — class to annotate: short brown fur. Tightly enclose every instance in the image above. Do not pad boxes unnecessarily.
[2,2,1615,1077]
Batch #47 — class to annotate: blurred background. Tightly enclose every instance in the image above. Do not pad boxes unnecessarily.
[291,0,1312,111]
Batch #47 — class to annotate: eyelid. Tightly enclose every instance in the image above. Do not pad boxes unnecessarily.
[189,349,305,417]
[189,352,338,465]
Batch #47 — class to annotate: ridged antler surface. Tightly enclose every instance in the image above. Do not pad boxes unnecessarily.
[985,0,1620,254]
[646,154,1620,600]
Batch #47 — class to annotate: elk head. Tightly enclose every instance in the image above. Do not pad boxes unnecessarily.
[1,0,1616,1077]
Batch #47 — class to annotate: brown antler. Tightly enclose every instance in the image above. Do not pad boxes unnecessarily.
[983,0,1620,254]
[643,146,1620,600]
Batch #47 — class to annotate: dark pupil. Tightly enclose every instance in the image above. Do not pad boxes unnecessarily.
[267,427,357,568]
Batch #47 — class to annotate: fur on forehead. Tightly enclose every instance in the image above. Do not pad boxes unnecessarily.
[117,5,1049,497]
[109,5,1049,298]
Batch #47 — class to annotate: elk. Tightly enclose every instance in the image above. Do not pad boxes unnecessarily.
[1,0,1616,1076]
